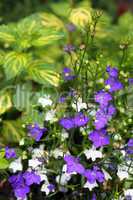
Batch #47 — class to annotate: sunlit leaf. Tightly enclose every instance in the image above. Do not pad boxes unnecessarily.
[28,60,60,86]
[0,24,15,43]
[32,29,64,47]
[0,92,12,115]
[69,8,92,28]
[1,120,25,144]
[0,158,9,170]
[3,51,29,79]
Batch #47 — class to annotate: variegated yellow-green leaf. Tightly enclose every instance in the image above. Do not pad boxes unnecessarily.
[69,8,92,28]
[1,120,25,144]
[32,29,64,47]
[0,24,15,43]
[3,51,28,79]
[0,158,9,169]
[28,60,60,86]
[39,12,64,30]
[0,50,5,65]
[0,92,12,115]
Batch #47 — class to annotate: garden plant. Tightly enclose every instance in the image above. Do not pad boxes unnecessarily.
[0,1,133,200]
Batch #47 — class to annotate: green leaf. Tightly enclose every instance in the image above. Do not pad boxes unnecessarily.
[0,158,9,170]
[0,24,15,43]
[28,60,60,86]
[32,29,64,47]
[0,92,12,115]
[1,120,25,144]
[3,51,28,79]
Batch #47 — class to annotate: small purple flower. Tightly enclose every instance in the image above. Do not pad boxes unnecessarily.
[5,147,16,159]
[106,66,118,78]
[62,67,75,81]
[64,154,85,175]
[126,138,133,154]
[128,78,133,85]
[59,117,74,130]
[64,44,75,53]
[94,90,112,108]
[9,173,30,199]
[27,123,47,141]
[84,169,96,183]
[74,113,89,127]
[66,23,76,32]
[59,95,66,103]
[23,171,41,186]
[105,77,123,92]
[14,185,30,199]
[93,166,105,183]
[47,184,55,192]
[89,129,110,148]
[92,193,97,200]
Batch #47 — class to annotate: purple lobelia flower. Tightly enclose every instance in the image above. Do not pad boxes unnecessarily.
[9,173,30,199]
[94,90,112,108]
[89,129,110,148]
[73,113,89,127]
[128,78,133,85]
[23,171,41,186]
[5,147,16,159]
[93,166,105,183]
[126,138,133,154]
[92,193,97,200]
[59,117,74,130]
[62,67,75,81]
[27,123,47,142]
[64,44,75,53]
[105,77,123,92]
[83,166,105,184]
[66,23,76,32]
[47,184,55,192]
[83,169,96,183]
[64,154,85,175]
[106,66,118,78]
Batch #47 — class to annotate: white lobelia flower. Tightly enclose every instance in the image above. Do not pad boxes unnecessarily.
[72,97,87,112]
[61,129,69,141]
[102,169,112,181]
[52,148,64,159]
[38,95,52,107]
[84,146,103,161]
[84,181,98,191]
[32,145,44,158]
[117,168,129,181]
[19,138,25,146]
[45,110,56,122]
[56,173,71,185]
[9,158,23,173]
[124,189,133,198]
[41,182,55,195]
[28,158,42,169]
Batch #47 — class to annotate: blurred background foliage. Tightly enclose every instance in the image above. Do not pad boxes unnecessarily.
[0,0,133,146]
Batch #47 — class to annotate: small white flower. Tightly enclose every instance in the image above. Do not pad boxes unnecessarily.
[84,181,98,191]
[102,169,112,181]
[84,146,103,161]
[28,158,42,169]
[124,189,133,198]
[41,183,50,195]
[72,98,87,112]
[38,95,52,107]
[45,110,56,122]
[61,129,69,141]
[117,169,129,181]
[32,145,44,158]
[52,148,64,159]
[19,138,25,146]
[56,173,71,185]
[9,158,23,173]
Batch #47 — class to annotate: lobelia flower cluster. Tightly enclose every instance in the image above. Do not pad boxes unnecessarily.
[2,66,133,200]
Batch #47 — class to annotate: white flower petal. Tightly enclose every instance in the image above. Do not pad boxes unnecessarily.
[84,181,98,191]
